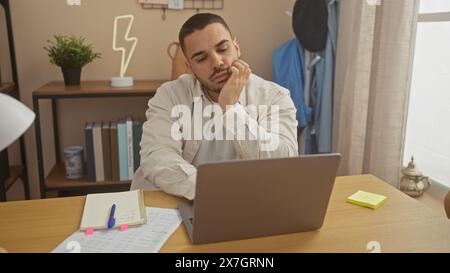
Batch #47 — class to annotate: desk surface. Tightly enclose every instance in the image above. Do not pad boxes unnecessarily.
[1,174,450,253]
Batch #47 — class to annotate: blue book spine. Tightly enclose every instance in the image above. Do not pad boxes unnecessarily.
[117,120,129,180]
[84,122,96,182]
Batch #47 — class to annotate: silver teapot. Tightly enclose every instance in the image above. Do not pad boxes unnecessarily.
[400,157,431,197]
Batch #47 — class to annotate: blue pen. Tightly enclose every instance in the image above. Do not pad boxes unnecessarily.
[107,204,116,229]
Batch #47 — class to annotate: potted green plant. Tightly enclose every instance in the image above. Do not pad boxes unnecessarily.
[44,35,101,86]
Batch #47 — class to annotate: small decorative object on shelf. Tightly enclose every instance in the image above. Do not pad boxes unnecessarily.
[63,146,84,179]
[400,156,431,197]
[167,42,191,80]
[111,15,138,87]
[44,34,101,86]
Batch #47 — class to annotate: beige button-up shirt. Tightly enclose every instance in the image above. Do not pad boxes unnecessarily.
[131,74,298,200]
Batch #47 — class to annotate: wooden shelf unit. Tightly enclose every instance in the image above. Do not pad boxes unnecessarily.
[4,165,24,190]
[32,80,167,198]
[45,163,130,192]
[0,82,15,94]
[0,0,31,202]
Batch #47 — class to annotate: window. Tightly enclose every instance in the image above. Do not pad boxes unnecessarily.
[403,1,450,189]
[419,0,450,14]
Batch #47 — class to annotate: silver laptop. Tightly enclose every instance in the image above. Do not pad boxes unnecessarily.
[178,153,342,244]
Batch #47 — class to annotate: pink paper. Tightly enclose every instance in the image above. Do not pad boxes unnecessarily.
[85,228,94,235]
[119,224,129,231]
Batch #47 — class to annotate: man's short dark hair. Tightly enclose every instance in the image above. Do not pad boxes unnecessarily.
[178,13,232,54]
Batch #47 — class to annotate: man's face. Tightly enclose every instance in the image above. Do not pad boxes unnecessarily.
[183,23,241,93]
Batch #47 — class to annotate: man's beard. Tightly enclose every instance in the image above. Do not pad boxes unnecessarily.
[193,67,230,94]
[200,79,222,94]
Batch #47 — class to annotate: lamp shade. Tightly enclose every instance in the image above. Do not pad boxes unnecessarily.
[0,93,35,151]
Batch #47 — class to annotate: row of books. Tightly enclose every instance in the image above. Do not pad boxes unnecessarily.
[84,117,142,182]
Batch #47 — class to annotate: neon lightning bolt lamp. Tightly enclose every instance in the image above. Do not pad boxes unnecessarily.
[111,15,138,87]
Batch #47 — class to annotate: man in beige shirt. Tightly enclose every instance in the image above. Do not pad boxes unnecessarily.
[131,13,298,199]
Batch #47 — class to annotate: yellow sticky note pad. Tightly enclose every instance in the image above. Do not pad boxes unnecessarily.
[347,190,387,209]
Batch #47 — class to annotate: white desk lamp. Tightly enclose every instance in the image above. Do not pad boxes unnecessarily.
[0,93,35,151]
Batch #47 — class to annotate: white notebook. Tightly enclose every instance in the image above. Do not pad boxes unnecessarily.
[80,189,146,230]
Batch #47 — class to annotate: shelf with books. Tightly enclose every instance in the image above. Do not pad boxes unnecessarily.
[45,163,130,192]
[84,117,142,183]
[32,80,168,198]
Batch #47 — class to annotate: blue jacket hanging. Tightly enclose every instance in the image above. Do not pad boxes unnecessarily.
[273,38,311,129]
[308,0,339,153]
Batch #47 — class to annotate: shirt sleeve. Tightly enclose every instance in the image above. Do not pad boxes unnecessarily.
[204,88,299,159]
[139,85,197,200]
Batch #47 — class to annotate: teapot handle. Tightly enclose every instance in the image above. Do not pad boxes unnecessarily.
[424,176,431,190]
[422,176,432,191]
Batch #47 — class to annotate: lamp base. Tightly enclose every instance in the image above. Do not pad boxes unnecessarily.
[110,76,134,87]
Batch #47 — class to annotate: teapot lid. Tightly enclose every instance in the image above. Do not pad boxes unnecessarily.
[402,157,423,176]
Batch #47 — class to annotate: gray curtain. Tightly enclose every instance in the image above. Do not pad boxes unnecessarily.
[333,0,419,187]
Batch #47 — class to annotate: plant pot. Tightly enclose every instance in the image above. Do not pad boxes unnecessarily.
[61,67,81,86]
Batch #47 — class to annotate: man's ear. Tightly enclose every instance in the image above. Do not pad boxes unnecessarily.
[233,37,241,59]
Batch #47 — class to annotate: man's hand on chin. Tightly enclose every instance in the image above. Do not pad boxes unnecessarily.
[218,59,251,112]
